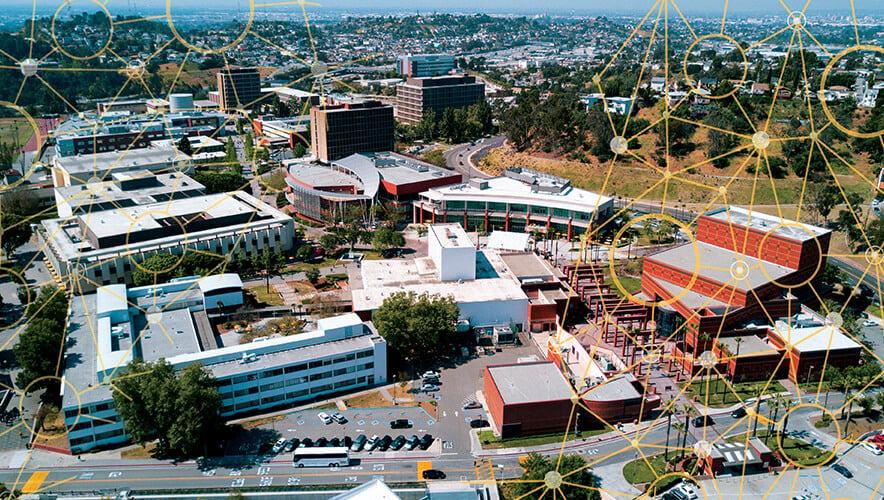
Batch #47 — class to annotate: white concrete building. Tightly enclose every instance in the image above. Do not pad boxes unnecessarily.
[62,276,386,453]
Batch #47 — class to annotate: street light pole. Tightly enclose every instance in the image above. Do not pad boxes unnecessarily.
[807,365,814,385]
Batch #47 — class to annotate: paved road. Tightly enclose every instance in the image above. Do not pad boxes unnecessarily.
[443,135,503,179]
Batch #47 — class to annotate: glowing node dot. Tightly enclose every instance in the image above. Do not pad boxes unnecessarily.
[610,136,628,154]
[752,131,771,150]
[809,131,819,140]
[311,61,328,76]
[788,11,806,27]
[604,313,613,323]
[662,110,670,119]
[592,74,601,84]
[85,177,104,195]
[730,259,749,280]
[663,170,672,179]
[866,246,884,265]
[19,58,38,77]
[630,439,640,449]
[825,312,843,328]
[699,351,717,369]
[718,186,727,195]
[570,394,580,404]
[647,320,657,332]
[544,471,563,489]
[146,306,164,324]
[694,440,713,459]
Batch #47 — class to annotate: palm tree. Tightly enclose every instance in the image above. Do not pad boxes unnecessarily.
[672,422,685,461]
[781,398,795,435]
[663,399,673,460]
[734,337,743,358]
[681,403,697,459]
[752,388,764,437]
[766,396,781,443]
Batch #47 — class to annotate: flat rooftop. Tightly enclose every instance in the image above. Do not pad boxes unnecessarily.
[704,206,830,241]
[350,255,527,311]
[771,321,861,353]
[647,241,795,291]
[287,162,361,189]
[55,171,205,209]
[580,375,641,402]
[347,152,460,186]
[719,335,777,357]
[487,362,574,404]
[54,146,190,178]
[429,223,473,248]
[500,252,560,280]
[422,176,612,215]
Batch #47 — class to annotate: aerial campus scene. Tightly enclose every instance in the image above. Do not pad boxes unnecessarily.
[0,0,883,498]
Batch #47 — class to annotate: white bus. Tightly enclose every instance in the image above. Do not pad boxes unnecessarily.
[293,447,350,468]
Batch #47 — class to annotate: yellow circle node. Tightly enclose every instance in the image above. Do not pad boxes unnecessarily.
[610,136,629,154]
[752,131,770,150]
[544,470,563,489]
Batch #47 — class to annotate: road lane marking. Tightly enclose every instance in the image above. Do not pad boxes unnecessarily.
[417,460,432,480]
[22,471,49,493]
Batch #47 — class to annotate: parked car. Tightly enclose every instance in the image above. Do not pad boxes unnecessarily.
[405,435,420,450]
[328,437,341,447]
[484,347,495,356]
[470,419,489,428]
[350,434,366,452]
[378,435,393,451]
[283,439,298,453]
[391,419,412,429]
[315,437,328,447]
[418,434,434,450]
[463,401,482,410]
[271,438,287,454]
[317,412,333,424]
[299,438,313,448]
[731,407,747,418]
[422,469,446,480]
[331,412,348,424]
[692,416,714,427]
[422,371,441,379]
[391,435,407,450]
[364,435,380,451]
[423,375,440,384]
[862,441,883,455]
[863,320,878,327]
[832,463,853,478]
[420,384,440,392]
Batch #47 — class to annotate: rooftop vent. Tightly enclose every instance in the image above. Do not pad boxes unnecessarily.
[240,352,258,364]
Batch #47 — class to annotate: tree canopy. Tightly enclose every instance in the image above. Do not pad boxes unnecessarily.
[0,212,33,257]
[112,358,222,458]
[14,285,69,389]
[132,251,227,286]
[371,291,459,360]
[191,171,248,194]
[371,228,406,252]
[506,452,601,500]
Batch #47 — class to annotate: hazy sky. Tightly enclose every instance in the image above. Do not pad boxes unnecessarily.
[12,0,884,15]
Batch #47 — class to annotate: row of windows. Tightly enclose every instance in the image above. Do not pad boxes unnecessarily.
[71,428,126,447]
[220,375,375,414]
[220,350,374,388]
[442,201,595,221]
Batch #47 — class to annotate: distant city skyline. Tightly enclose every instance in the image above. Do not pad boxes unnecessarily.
[4,0,884,16]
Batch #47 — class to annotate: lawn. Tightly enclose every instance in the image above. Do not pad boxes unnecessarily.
[121,443,157,459]
[728,431,832,467]
[621,453,669,485]
[342,386,415,409]
[678,378,787,408]
[477,425,612,450]
[245,285,285,306]
[0,119,35,150]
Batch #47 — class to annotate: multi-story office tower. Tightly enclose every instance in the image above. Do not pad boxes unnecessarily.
[395,75,485,125]
[216,67,262,110]
[310,101,394,163]
[396,54,456,77]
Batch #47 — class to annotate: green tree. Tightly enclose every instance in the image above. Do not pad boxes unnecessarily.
[372,291,459,361]
[506,452,600,500]
[190,171,248,194]
[176,135,193,156]
[292,142,306,158]
[179,251,225,277]
[807,182,840,223]
[2,188,40,217]
[304,267,320,285]
[224,139,239,169]
[856,396,875,417]
[132,253,181,286]
[371,228,405,252]
[112,358,222,458]
[296,244,316,261]
[1,212,33,257]
[319,233,341,255]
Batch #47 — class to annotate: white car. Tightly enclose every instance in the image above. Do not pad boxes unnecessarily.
[862,441,883,455]
[420,384,440,393]
[863,320,878,327]
[422,370,441,379]
[270,438,287,454]
[317,412,333,424]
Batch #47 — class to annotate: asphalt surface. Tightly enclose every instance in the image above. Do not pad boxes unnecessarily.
[442,135,503,179]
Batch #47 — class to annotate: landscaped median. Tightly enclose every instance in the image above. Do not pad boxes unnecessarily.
[622,453,702,495]
[678,379,787,408]
[477,425,613,450]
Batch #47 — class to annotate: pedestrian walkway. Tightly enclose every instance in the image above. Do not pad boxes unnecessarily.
[474,457,495,483]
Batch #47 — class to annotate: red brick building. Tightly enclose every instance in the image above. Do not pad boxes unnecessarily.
[484,362,576,438]
[640,206,859,381]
